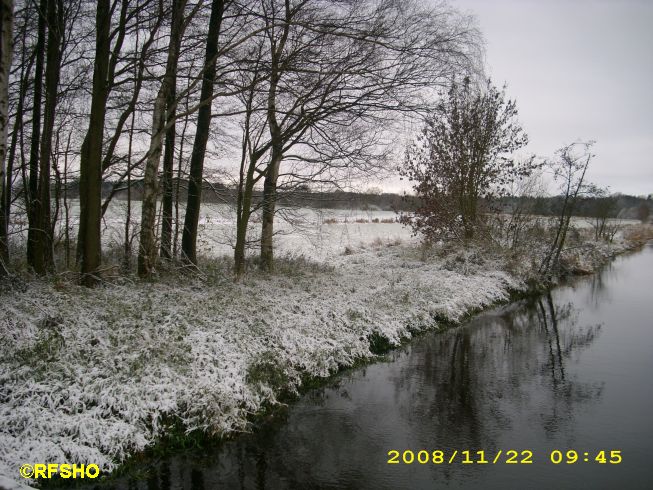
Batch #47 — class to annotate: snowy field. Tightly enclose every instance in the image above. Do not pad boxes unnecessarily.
[10,200,414,265]
[140,201,411,262]
[0,201,639,486]
[13,199,637,265]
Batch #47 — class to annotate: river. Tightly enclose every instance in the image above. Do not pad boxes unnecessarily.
[90,242,653,489]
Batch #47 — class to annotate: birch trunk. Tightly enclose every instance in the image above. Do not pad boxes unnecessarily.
[138,0,188,277]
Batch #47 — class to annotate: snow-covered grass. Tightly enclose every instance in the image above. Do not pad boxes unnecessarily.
[0,239,525,486]
[0,204,644,487]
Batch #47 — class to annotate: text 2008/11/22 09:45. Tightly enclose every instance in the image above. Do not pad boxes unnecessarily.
[387,450,623,465]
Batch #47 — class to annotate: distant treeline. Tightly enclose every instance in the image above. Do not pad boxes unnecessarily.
[492,194,652,220]
[64,179,421,212]
[61,179,651,220]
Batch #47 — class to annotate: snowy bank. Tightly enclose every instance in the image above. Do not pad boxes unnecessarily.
[0,237,635,486]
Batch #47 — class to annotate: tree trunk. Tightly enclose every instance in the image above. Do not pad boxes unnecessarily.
[159,88,176,259]
[62,131,71,268]
[159,0,186,260]
[78,0,110,286]
[32,0,63,274]
[258,3,289,273]
[173,96,191,258]
[234,210,248,277]
[51,129,61,244]
[138,0,187,277]
[181,0,225,265]
[0,0,12,274]
[540,176,572,275]
[79,0,144,265]
[138,89,166,277]
[123,110,135,270]
[234,84,259,279]
[259,151,281,272]
[26,0,46,268]
[234,182,254,277]
[2,16,31,270]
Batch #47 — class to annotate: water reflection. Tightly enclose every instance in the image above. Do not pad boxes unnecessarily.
[587,260,619,308]
[82,246,653,490]
[395,292,604,456]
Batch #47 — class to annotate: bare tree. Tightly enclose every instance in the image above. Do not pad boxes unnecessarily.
[487,169,547,252]
[584,185,617,242]
[98,4,166,219]
[0,0,485,282]
[0,0,12,274]
[233,46,268,277]
[539,141,594,276]
[255,0,480,271]
[2,3,35,273]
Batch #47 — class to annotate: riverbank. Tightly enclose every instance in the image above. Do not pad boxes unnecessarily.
[0,228,649,487]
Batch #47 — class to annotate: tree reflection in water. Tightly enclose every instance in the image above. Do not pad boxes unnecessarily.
[397,291,603,460]
[90,292,606,490]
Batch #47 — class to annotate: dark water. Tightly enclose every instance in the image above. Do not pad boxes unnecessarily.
[94,243,653,489]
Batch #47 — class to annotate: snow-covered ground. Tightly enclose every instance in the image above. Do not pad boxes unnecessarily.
[0,202,641,487]
[11,199,636,266]
[0,243,524,485]
[9,200,413,264]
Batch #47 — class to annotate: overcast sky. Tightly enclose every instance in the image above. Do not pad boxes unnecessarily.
[385,0,652,196]
[447,0,653,196]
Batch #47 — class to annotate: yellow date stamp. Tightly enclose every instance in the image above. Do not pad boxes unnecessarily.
[387,449,622,465]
